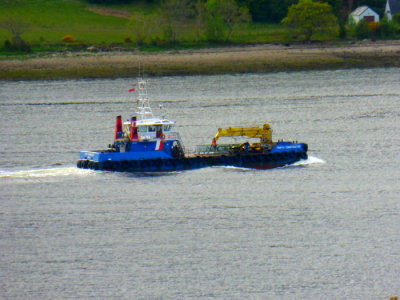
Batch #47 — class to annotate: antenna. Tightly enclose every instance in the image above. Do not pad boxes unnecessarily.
[134,64,154,121]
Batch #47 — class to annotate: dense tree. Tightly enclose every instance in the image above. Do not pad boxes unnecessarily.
[282,0,339,41]
[349,16,398,39]
[394,13,400,24]
[235,0,386,23]
[194,0,207,41]
[129,14,160,45]
[237,0,296,23]
[86,0,138,3]
[160,0,194,43]
[83,0,387,24]
[205,0,250,41]
[0,0,21,3]
[356,0,386,16]
[0,17,31,51]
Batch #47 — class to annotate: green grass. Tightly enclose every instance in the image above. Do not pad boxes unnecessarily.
[0,0,132,45]
[1,0,390,55]
[233,23,289,43]
[0,0,296,50]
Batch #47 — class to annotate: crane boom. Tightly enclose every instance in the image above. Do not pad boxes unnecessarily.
[213,123,273,144]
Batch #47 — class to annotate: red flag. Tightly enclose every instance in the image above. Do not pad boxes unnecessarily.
[129,88,136,92]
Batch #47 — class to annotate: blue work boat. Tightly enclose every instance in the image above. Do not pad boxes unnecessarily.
[77,78,308,172]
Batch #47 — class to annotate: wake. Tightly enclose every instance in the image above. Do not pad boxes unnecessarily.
[0,167,93,179]
[0,156,325,178]
[290,155,326,166]
[220,155,325,171]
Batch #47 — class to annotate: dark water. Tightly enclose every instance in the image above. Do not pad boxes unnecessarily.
[1,69,399,299]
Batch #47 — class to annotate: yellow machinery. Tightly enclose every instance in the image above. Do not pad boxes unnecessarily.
[213,123,273,144]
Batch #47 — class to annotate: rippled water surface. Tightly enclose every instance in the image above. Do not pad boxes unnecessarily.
[1,69,399,299]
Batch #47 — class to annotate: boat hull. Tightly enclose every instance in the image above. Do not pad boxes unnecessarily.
[77,151,307,172]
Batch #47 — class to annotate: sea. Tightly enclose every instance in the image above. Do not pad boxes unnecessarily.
[1,68,399,299]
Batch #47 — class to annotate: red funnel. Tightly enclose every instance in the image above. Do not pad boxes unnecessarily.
[114,115,122,140]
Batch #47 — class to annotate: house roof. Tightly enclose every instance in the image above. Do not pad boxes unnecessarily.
[387,0,400,14]
[352,6,369,16]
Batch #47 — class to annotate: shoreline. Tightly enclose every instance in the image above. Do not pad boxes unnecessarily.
[1,40,400,80]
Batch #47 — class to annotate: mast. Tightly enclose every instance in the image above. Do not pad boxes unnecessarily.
[135,77,154,121]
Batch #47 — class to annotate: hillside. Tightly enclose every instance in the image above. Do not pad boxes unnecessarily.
[0,0,134,45]
[0,0,312,51]
[1,0,399,53]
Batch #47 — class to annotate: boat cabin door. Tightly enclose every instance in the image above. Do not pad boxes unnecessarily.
[156,125,163,138]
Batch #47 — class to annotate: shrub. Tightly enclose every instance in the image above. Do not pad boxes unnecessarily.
[368,21,380,40]
[282,0,338,42]
[3,40,12,50]
[378,18,396,38]
[354,19,370,39]
[3,37,32,52]
[150,36,165,47]
[393,13,400,24]
[350,18,399,40]
[368,21,380,32]
[86,0,135,3]
[0,17,32,52]
[205,15,225,42]
[62,35,76,43]
[205,0,250,42]
[128,14,159,46]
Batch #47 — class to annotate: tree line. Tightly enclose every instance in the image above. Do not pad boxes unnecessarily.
[85,0,386,23]
[1,0,398,53]
[125,0,397,44]
[130,0,251,44]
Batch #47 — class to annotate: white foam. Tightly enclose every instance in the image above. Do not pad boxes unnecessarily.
[0,167,93,179]
[291,155,326,166]
[221,165,252,171]
[221,156,325,171]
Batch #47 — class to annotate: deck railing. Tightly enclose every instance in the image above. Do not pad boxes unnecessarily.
[164,132,181,140]
[185,144,241,156]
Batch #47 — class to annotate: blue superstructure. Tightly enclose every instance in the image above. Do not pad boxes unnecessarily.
[270,141,308,154]
[80,140,181,161]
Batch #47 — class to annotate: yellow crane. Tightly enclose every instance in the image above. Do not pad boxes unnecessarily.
[213,123,273,144]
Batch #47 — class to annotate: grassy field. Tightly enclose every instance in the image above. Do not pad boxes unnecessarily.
[1,0,398,51]
[0,0,305,51]
[0,0,132,45]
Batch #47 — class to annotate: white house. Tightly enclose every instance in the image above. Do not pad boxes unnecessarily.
[350,6,380,23]
[385,0,400,20]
